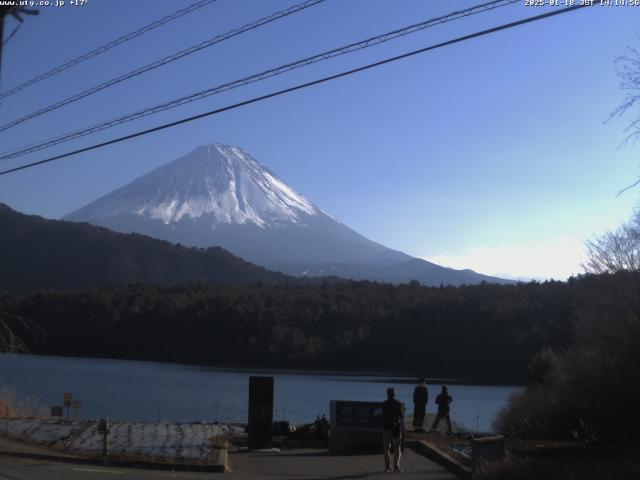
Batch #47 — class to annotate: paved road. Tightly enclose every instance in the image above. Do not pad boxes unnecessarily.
[0,430,459,480]
[0,456,214,480]
[227,447,458,479]
[0,448,458,480]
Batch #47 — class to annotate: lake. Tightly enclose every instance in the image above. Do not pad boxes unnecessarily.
[0,354,520,431]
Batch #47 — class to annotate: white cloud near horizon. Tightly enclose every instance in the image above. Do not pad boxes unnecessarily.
[424,236,588,281]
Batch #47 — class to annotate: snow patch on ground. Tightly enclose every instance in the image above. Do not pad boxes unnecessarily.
[2,418,77,445]
[0,418,230,463]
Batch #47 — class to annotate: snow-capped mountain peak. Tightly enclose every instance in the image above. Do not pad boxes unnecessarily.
[64,142,512,286]
[68,142,318,228]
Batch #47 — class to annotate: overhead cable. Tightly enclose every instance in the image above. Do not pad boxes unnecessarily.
[0,0,219,100]
[0,3,594,177]
[0,0,518,159]
[0,0,326,133]
[1,24,21,47]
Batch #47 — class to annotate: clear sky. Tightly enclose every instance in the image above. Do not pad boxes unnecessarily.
[1,0,639,281]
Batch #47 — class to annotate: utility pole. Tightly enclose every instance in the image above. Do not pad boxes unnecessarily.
[0,6,39,82]
[0,7,8,81]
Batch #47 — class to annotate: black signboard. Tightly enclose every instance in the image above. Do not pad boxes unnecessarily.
[248,376,274,450]
[333,401,383,430]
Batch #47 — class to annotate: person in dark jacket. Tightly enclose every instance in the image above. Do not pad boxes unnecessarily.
[382,387,404,472]
[430,384,453,434]
[412,378,428,432]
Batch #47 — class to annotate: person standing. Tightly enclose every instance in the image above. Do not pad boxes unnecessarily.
[382,387,404,473]
[412,378,428,432]
[430,384,453,434]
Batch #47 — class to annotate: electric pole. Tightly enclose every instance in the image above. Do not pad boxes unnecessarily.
[0,6,39,82]
[0,7,8,81]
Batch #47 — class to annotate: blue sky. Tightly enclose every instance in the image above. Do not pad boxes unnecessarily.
[1,0,639,280]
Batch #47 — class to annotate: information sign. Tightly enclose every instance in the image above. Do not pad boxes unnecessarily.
[333,400,383,430]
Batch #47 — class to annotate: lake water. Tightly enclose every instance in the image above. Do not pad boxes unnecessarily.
[0,354,520,431]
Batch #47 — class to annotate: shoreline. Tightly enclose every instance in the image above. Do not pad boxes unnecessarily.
[2,352,524,388]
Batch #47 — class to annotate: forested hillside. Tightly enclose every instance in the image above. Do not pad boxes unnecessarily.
[2,273,625,384]
[0,203,291,289]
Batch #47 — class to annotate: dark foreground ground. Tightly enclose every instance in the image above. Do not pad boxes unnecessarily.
[0,436,457,480]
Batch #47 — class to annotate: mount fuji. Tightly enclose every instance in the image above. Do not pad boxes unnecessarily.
[65,143,509,285]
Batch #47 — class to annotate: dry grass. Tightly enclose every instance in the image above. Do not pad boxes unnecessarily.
[0,383,48,418]
[0,384,16,417]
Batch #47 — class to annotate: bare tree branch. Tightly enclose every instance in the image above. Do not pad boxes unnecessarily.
[0,312,45,353]
[606,39,640,195]
[583,211,640,273]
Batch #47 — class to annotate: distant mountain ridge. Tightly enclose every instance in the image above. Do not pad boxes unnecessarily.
[0,203,291,290]
[65,142,512,286]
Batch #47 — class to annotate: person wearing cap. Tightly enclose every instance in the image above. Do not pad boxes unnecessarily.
[430,384,453,434]
[382,387,404,472]
[412,378,428,432]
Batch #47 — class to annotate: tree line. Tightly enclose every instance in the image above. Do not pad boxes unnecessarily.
[2,273,632,385]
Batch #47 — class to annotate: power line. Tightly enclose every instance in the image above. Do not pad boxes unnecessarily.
[0,0,519,160]
[1,23,20,47]
[0,0,327,133]
[0,3,594,178]
[0,0,218,100]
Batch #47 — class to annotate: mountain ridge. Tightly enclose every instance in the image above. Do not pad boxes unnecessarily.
[0,202,293,290]
[65,142,513,286]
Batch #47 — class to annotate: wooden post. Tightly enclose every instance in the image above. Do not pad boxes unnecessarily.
[98,416,110,458]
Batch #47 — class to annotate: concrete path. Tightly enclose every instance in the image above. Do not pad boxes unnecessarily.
[0,436,459,480]
[0,429,460,479]
[227,447,459,479]
[0,436,77,457]
[0,455,215,480]
[0,449,459,480]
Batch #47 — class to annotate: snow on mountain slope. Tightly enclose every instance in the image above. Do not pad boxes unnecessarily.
[65,142,511,285]
[67,143,317,227]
